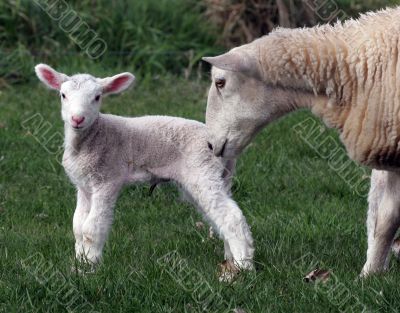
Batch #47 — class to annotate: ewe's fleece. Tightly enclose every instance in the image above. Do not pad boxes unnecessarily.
[257,7,400,168]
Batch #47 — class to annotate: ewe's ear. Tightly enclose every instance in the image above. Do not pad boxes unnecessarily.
[35,64,69,90]
[98,73,135,96]
[202,51,260,78]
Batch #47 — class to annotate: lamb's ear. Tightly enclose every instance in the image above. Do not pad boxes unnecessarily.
[98,73,135,96]
[202,51,260,78]
[34,64,69,90]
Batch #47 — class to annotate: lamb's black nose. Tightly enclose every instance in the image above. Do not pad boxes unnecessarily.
[207,142,213,151]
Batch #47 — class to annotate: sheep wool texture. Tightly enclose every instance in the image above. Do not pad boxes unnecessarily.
[253,7,400,169]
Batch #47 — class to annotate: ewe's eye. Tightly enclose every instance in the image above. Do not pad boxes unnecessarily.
[61,93,66,99]
[215,78,226,89]
[95,95,101,101]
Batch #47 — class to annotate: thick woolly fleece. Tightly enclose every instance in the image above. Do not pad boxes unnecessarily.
[206,7,400,168]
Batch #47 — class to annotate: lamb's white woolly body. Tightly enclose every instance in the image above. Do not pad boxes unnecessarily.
[203,7,400,277]
[35,64,254,273]
[64,114,254,269]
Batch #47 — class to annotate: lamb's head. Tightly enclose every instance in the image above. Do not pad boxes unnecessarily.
[35,64,135,130]
[203,49,275,159]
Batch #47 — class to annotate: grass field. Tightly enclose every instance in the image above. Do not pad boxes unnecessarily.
[1,75,400,313]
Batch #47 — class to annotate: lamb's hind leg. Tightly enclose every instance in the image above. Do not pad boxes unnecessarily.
[185,179,254,271]
[361,170,400,277]
[208,196,254,270]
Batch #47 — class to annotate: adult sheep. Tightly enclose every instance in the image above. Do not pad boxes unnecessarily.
[202,7,400,277]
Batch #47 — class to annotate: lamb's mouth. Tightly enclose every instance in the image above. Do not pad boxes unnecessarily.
[72,125,84,130]
[214,139,227,157]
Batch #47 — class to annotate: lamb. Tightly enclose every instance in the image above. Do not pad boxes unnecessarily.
[34,64,254,276]
[202,7,400,277]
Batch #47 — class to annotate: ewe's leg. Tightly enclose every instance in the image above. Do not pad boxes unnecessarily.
[364,170,386,270]
[80,184,121,265]
[361,171,400,276]
[73,189,91,260]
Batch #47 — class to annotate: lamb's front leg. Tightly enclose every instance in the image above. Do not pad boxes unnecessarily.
[73,188,91,260]
[80,184,121,265]
[361,170,400,277]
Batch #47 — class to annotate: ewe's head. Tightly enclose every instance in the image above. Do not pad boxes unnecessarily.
[203,47,273,159]
[35,64,135,130]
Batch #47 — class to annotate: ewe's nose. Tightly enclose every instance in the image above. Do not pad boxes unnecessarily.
[71,115,85,125]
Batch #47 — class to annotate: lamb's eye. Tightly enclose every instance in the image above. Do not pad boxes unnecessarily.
[61,93,66,99]
[95,95,101,101]
[215,78,226,89]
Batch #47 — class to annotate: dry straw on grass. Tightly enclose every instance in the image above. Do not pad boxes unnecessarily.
[204,0,316,47]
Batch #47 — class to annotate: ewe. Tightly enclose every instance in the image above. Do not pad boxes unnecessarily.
[34,64,254,275]
[202,7,400,276]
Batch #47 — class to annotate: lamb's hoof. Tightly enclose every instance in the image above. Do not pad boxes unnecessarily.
[218,260,240,283]
[359,267,370,279]
[71,265,96,276]
[71,260,97,275]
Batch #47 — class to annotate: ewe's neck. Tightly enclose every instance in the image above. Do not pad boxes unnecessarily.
[255,27,348,104]
[263,86,325,121]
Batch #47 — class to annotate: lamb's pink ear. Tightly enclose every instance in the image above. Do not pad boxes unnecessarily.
[202,51,260,78]
[34,64,69,90]
[98,73,135,95]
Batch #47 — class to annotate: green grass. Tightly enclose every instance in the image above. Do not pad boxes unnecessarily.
[3,0,400,86]
[0,0,220,84]
[1,76,400,313]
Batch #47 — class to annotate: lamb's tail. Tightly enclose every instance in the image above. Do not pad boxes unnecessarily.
[148,178,171,196]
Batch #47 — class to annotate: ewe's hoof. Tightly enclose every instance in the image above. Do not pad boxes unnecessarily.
[359,265,387,278]
[392,237,400,260]
[360,259,380,278]
[218,260,240,283]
